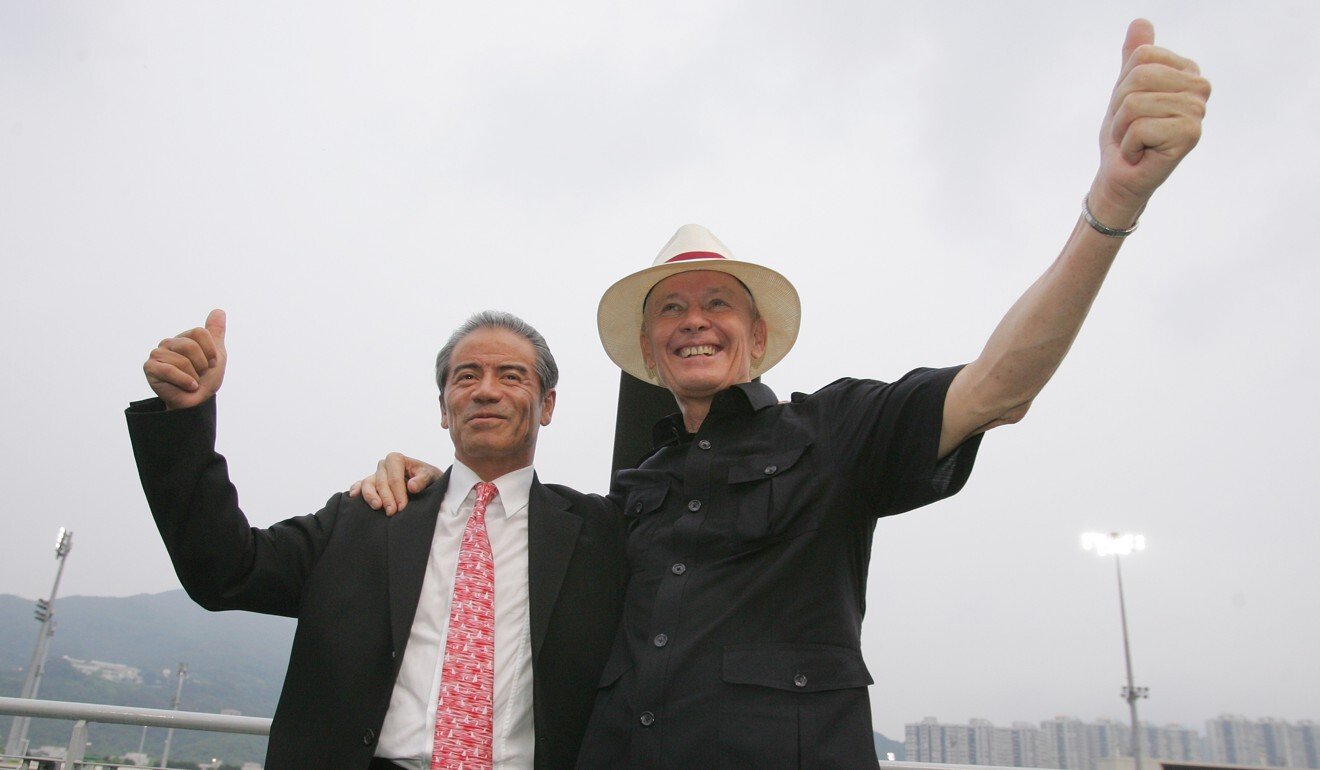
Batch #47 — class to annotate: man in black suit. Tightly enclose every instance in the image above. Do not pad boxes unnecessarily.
[127,309,626,770]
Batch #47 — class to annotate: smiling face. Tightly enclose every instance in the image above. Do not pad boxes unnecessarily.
[439,326,556,481]
[640,270,768,407]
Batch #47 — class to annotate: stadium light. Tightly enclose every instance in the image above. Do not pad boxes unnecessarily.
[1083,531,1148,770]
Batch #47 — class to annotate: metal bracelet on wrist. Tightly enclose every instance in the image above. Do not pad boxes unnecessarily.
[1082,194,1141,237]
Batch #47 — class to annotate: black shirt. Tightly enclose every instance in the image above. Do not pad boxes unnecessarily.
[577,366,982,769]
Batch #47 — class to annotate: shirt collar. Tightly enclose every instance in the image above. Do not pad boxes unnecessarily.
[443,460,534,519]
[650,380,779,448]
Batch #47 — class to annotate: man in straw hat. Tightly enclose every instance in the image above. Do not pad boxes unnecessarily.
[355,18,1208,767]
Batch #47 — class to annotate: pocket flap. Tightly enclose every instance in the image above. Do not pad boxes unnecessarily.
[722,643,872,692]
[727,444,809,484]
[623,483,668,518]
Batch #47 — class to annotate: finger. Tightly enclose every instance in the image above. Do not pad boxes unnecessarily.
[348,480,361,498]
[385,453,410,513]
[1121,59,1209,96]
[1115,46,1203,93]
[145,348,204,391]
[360,475,383,510]
[1110,89,1206,147]
[1111,52,1203,118]
[164,334,214,378]
[1103,61,1209,143]
[205,309,227,360]
[1121,92,1206,142]
[144,359,197,392]
[174,310,224,368]
[407,462,441,494]
[1119,114,1202,166]
[1122,19,1155,69]
[374,460,399,515]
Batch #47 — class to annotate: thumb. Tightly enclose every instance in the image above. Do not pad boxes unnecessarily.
[205,308,227,353]
[1122,18,1155,67]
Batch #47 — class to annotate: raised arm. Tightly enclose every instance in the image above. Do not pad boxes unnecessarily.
[939,19,1209,458]
[130,309,332,616]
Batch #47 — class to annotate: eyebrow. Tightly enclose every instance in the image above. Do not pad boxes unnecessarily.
[451,362,531,377]
[647,285,738,309]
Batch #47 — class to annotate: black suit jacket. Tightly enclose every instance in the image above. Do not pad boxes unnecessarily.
[126,397,626,770]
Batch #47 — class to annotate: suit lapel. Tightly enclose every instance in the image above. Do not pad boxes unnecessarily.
[527,478,581,663]
[387,470,451,656]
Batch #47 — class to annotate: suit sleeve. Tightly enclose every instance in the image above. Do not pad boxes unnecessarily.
[126,396,340,617]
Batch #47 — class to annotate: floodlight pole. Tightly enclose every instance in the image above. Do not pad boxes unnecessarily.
[4,528,73,759]
[1113,548,1145,770]
[160,662,188,768]
[1083,531,1149,770]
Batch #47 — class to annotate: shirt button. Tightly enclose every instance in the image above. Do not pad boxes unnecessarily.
[632,502,644,514]
[653,633,669,648]
[697,439,712,450]
[640,711,656,727]
[671,563,687,575]
[794,673,808,688]
[687,499,702,512]
[764,464,778,475]
[362,728,377,745]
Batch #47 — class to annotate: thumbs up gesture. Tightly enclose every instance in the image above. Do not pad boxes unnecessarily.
[143,309,229,410]
[1089,19,1211,229]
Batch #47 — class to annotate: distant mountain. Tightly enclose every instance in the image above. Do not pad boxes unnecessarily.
[1,590,293,766]
[875,730,906,760]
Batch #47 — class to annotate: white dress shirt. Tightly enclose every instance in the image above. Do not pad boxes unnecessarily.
[376,461,535,769]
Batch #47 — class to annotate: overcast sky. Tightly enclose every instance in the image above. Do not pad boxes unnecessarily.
[3,0,1317,740]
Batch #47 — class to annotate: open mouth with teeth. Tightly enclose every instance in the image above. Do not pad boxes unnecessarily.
[677,345,720,358]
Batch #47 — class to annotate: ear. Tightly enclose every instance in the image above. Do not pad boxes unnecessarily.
[539,389,557,427]
[640,330,656,371]
[439,394,450,429]
[751,317,768,360]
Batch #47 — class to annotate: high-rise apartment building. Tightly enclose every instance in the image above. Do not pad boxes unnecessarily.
[1142,722,1199,762]
[1089,718,1129,765]
[1039,716,1092,770]
[906,716,1317,769]
[1289,722,1320,769]
[1207,714,1262,765]
[1011,722,1042,768]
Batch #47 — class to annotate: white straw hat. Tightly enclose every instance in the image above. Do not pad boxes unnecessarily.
[596,224,801,382]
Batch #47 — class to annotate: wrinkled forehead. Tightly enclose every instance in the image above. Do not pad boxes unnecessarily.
[643,269,756,311]
[449,328,539,378]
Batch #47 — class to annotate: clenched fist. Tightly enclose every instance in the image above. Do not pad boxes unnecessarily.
[143,309,228,410]
[1088,19,1211,228]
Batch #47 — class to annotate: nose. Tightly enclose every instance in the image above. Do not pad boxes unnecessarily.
[472,372,503,402]
[679,304,710,333]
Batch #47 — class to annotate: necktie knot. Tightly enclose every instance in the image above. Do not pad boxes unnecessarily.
[472,482,498,516]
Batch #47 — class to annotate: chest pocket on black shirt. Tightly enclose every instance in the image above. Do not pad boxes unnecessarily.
[622,482,668,567]
[623,483,668,519]
[726,442,816,545]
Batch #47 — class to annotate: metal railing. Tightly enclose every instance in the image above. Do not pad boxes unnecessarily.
[0,696,269,770]
[2,700,1204,770]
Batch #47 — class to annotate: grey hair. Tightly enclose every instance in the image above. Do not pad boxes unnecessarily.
[434,310,559,397]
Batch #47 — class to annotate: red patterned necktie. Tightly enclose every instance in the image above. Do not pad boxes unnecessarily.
[432,481,498,769]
